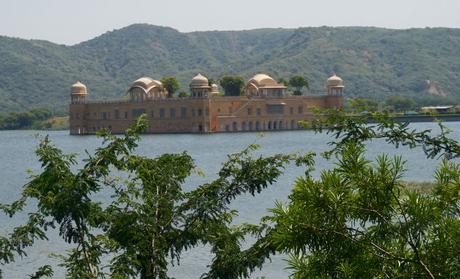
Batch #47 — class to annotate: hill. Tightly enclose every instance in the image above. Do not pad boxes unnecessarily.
[1,24,460,114]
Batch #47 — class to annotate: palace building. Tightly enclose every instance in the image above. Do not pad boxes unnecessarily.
[69,73,344,134]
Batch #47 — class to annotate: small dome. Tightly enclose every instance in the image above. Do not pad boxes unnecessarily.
[327,74,344,87]
[211,83,219,95]
[190,73,209,87]
[71,81,87,94]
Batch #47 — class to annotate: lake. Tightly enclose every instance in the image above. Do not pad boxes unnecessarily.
[1,122,459,278]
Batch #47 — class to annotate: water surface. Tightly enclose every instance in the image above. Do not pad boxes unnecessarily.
[1,122,459,278]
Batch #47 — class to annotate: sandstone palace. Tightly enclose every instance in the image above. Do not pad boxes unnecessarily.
[69,73,344,134]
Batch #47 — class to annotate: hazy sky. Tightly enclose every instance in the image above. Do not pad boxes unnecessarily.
[2,0,460,45]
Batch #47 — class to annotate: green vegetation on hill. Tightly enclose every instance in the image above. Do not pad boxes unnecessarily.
[1,24,460,114]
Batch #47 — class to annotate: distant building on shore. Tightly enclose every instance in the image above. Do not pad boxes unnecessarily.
[420,106,454,114]
[69,73,344,134]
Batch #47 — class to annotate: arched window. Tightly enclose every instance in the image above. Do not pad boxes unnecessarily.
[279,121,283,129]
[233,122,238,131]
[268,121,272,130]
[249,121,253,131]
[255,121,260,131]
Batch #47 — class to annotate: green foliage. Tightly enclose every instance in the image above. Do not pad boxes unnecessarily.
[346,97,379,112]
[1,25,460,113]
[208,78,215,86]
[29,265,53,279]
[0,24,460,113]
[178,91,189,98]
[0,199,51,278]
[219,76,245,96]
[265,112,460,278]
[3,103,460,278]
[0,108,53,130]
[0,116,295,278]
[160,76,180,98]
[385,95,416,112]
[289,76,309,95]
[278,78,289,86]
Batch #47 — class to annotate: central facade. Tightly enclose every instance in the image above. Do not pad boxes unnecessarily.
[69,73,344,134]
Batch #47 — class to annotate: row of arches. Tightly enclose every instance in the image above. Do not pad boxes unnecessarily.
[224,119,300,132]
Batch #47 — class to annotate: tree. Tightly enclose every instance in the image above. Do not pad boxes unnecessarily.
[208,78,215,86]
[385,95,416,112]
[200,111,460,278]
[289,76,309,95]
[3,112,460,278]
[347,97,379,112]
[219,76,245,96]
[160,77,180,98]
[177,91,189,98]
[278,78,289,86]
[265,112,460,278]
[0,108,53,130]
[0,116,295,278]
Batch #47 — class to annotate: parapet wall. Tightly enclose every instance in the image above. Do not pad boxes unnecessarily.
[70,95,343,135]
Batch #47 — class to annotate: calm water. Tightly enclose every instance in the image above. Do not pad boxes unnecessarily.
[1,123,459,278]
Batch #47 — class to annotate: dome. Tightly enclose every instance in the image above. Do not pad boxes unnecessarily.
[249,74,278,87]
[211,83,219,95]
[327,74,344,87]
[131,77,162,91]
[190,73,209,87]
[71,81,87,94]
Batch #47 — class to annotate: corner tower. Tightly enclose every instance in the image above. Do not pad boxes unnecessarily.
[325,74,345,109]
[71,81,88,103]
[326,74,344,95]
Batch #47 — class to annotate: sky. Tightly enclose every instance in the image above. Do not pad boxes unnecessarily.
[1,0,460,45]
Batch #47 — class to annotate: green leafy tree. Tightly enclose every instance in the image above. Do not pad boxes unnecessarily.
[385,95,416,112]
[4,111,460,278]
[219,76,245,96]
[0,203,53,279]
[0,108,53,130]
[278,78,289,86]
[264,112,460,278]
[0,116,295,278]
[177,91,189,98]
[208,78,215,86]
[289,76,309,95]
[160,77,180,98]
[347,97,379,112]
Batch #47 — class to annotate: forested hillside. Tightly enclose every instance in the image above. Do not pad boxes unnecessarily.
[1,24,460,113]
